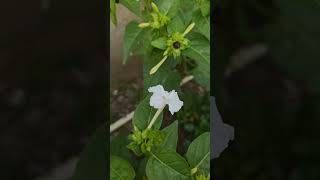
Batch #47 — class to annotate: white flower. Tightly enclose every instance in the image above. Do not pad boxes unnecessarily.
[148,85,183,115]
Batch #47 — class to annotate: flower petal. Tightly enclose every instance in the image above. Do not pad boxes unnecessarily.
[150,94,166,109]
[148,85,167,109]
[148,85,166,96]
[167,90,183,114]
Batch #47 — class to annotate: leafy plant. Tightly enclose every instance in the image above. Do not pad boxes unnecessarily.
[177,92,210,148]
[109,0,211,179]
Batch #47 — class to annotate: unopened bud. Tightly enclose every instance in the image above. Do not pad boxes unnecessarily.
[139,22,150,28]
[183,22,196,36]
[151,2,159,13]
[149,56,168,75]
[191,167,198,175]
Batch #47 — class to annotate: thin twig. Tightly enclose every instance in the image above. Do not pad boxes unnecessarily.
[180,75,194,86]
[110,112,134,133]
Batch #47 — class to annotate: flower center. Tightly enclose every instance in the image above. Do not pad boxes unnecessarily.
[173,41,181,49]
[162,96,169,104]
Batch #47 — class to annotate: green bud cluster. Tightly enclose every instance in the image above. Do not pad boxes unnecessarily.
[138,2,170,29]
[195,174,210,180]
[127,129,165,156]
[164,32,190,58]
[150,12,170,29]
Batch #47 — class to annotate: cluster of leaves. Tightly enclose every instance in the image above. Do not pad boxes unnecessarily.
[111,123,210,180]
[110,0,211,179]
[111,0,210,89]
[127,129,165,156]
[177,92,210,148]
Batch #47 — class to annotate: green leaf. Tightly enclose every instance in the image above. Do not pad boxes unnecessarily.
[160,121,179,150]
[144,68,181,96]
[179,0,198,23]
[133,94,163,130]
[183,33,210,90]
[167,14,185,35]
[71,126,107,180]
[192,10,210,40]
[184,33,210,63]
[151,37,168,50]
[146,149,191,180]
[134,29,153,55]
[135,157,148,180]
[186,132,210,174]
[200,0,210,17]
[110,131,132,162]
[191,63,210,90]
[156,0,181,17]
[126,141,143,156]
[143,52,181,96]
[110,0,117,26]
[123,21,147,64]
[119,0,141,17]
[110,156,136,180]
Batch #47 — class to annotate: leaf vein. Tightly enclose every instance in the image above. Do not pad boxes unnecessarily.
[150,152,188,177]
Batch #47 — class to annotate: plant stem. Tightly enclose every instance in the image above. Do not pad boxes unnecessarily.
[147,107,164,129]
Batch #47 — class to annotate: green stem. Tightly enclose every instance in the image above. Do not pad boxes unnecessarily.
[147,107,164,129]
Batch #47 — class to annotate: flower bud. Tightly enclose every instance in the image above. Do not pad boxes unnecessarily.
[183,22,196,36]
[138,22,150,28]
[149,56,168,75]
[151,2,159,13]
[191,167,198,175]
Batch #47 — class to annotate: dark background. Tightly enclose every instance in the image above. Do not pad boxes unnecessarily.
[0,0,107,179]
[212,0,320,179]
